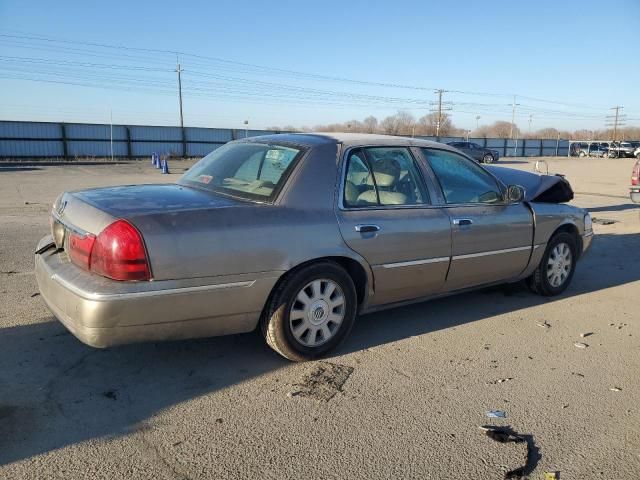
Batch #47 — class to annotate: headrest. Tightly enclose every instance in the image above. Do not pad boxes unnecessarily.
[366,156,401,187]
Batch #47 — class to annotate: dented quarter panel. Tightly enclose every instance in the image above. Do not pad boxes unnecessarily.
[528,202,586,246]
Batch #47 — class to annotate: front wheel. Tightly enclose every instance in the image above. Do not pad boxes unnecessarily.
[527,232,577,296]
[608,151,618,158]
[482,154,495,164]
[579,151,586,157]
[261,262,357,361]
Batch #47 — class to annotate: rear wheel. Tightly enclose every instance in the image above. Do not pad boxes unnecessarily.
[482,153,495,164]
[261,262,357,361]
[608,151,618,158]
[527,232,577,296]
[578,151,586,157]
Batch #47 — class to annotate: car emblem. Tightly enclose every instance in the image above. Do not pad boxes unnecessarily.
[57,200,67,215]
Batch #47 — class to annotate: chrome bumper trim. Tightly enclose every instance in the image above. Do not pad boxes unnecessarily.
[50,273,256,302]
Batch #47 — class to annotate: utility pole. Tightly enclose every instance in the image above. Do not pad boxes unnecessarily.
[431,89,451,137]
[605,106,625,142]
[509,95,521,156]
[176,58,184,128]
[528,114,533,133]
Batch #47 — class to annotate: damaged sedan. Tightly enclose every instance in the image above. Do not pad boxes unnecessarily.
[35,133,592,361]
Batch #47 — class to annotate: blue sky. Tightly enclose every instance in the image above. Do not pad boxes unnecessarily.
[1,0,639,131]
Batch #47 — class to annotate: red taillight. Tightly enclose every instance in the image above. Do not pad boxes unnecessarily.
[90,220,151,281]
[632,162,640,186]
[67,219,151,281]
[68,232,96,270]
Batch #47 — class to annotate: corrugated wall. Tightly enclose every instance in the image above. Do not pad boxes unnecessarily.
[0,120,571,159]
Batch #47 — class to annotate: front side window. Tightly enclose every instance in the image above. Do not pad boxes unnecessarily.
[179,142,303,201]
[343,147,429,207]
[422,148,503,204]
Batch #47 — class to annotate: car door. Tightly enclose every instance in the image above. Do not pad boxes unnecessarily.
[466,142,482,161]
[336,146,451,306]
[419,147,533,291]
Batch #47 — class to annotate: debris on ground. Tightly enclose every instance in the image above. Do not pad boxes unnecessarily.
[537,321,551,329]
[486,410,507,418]
[486,378,515,385]
[30,292,40,298]
[610,387,622,392]
[480,425,539,479]
[592,217,618,225]
[573,342,588,349]
[287,362,354,402]
[544,472,559,480]
[580,332,593,338]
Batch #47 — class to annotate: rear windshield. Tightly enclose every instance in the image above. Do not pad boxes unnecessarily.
[179,142,304,202]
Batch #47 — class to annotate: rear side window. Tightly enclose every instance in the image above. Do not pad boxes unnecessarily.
[422,148,502,204]
[180,142,303,202]
[343,147,429,207]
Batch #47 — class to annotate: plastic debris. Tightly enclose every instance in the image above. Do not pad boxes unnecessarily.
[486,410,507,418]
[537,321,551,329]
[544,472,559,480]
[610,387,622,392]
[573,342,588,349]
[480,425,539,479]
[580,332,593,338]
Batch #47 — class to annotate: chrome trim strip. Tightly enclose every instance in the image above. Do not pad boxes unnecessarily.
[380,257,450,269]
[50,274,256,301]
[452,245,531,260]
[51,210,91,237]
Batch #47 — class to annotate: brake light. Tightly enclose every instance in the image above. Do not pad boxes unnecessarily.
[90,220,151,281]
[68,232,96,270]
[632,162,640,186]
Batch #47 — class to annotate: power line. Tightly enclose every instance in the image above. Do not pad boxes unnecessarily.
[0,31,632,115]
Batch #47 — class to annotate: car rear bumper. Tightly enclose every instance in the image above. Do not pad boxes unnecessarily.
[631,186,640,204]
[35,235,281,348]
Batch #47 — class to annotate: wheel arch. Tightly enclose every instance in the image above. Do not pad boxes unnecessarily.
[260,255,373,324]
[550,222,583,258]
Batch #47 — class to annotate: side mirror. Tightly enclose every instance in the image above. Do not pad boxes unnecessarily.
[506,185,525,203]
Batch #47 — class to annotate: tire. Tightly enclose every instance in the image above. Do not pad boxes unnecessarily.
[636,153,640,159]
[578,151,586,157]
[527,232,578,296]
[482,154,494,164]
[261,261,357,362]
[608,151,617,159]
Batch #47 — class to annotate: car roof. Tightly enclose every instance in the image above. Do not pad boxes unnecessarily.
[239,132,455,150]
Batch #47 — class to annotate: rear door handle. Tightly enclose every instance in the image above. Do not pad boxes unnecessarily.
[452,218,473,226]
[355,224,381,233]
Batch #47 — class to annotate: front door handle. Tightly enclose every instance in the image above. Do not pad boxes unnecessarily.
[355,224,381,233]
[452,218,473,226]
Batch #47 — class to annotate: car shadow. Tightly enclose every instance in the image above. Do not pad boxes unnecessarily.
[0,232,638,466]
[587,203,639,213]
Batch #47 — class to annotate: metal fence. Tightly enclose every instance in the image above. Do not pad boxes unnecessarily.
[0,120,571,159]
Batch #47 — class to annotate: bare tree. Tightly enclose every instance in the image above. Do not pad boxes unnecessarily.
[362,116,379,133]
[418,112,454,136]
[395,111,416,135]
[380,114,400,135]
[532,128,559,139]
